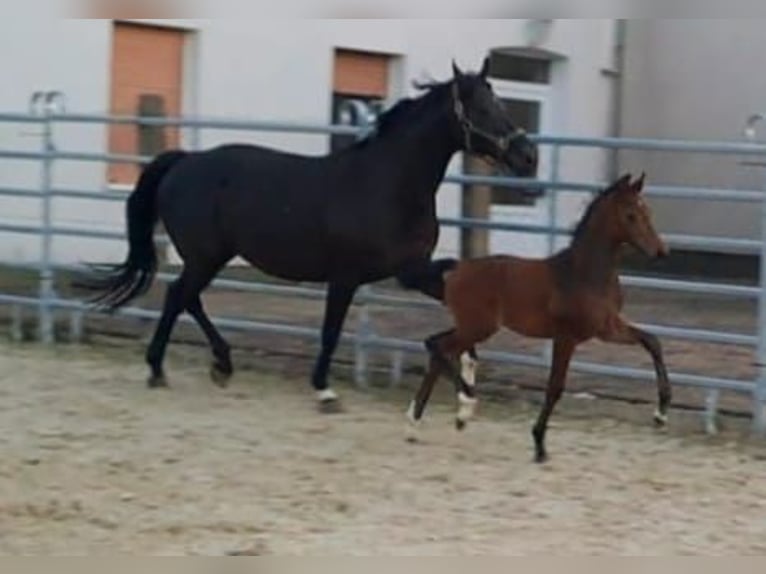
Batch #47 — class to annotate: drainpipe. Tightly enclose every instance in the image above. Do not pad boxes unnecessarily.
[606,19,627,180]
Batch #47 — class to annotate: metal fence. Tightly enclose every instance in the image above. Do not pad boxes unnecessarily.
[1,102,766,435]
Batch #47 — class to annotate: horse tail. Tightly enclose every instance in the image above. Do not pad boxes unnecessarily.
[75,150,188,310]
[397,258,459,301]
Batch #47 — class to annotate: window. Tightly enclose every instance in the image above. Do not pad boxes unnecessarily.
[488,48,553,84]
[491,97,542,206]
[462,47,561,257]
[330,93,384,152]
[108,22,187,185]
[330,49,390,151]
[475,47,561,208]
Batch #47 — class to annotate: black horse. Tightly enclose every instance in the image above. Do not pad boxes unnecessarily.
[80,59,538,411]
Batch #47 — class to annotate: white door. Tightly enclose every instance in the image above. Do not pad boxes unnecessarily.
[488,79,553,258]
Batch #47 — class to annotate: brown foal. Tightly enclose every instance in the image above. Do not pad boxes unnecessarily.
[407,173,671,463]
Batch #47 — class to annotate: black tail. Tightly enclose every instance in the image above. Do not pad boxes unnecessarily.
[75,150,188,310]
[397,258,458,302]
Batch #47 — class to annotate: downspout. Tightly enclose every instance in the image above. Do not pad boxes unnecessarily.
[606,19,627,180]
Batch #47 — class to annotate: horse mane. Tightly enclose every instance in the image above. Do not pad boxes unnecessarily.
[571,180,624,240]
[354,79,452,146]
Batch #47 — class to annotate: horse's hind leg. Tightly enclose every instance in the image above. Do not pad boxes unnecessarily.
[397,260,479,386]
[144,262,222,388]
[145,276,187,388]
[187,295,233,387]
[425,329,480,430]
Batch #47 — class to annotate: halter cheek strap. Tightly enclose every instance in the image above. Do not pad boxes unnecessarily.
[451,82,527,160]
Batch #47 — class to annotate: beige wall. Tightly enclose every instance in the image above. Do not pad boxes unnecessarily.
[619,19,766,248]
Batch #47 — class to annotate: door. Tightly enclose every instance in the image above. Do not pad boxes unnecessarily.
[108,22,186,185]
[488,79,553,258]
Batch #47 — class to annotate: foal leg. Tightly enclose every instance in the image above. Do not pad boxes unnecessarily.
[396,260,479,395]
[600,319,672,426]
[425,330,481,430]
[187,295,233,387]
[532,336,576,463]
[405,354,443,441]
[312,281,358,413]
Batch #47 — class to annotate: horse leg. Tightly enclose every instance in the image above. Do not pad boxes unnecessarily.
[600,319,672,427]
[397,260,479,402]
[425,329,480,430]
[460,347,479,409]
[532,336,576,463]
[405,353,443,442]
[144,263,219,388]
[145,277,187,388]
[312,281,358,413]
[187,295,233,387]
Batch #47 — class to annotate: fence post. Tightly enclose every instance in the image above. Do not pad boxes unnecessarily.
[354,285,372,388]
[754,192,766,434]
[32,92,64,344]
[746,113,766,435]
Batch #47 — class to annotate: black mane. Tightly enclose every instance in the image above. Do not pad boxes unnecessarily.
[356,80,452,144]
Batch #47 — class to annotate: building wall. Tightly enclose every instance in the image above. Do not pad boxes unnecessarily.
[0,19,618,265]
[619,19,766,248]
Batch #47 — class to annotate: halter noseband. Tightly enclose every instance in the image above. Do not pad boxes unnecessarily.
[451,82,526,160]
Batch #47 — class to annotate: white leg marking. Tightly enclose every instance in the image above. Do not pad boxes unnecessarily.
[456,392,478,424]
[317,388,338,402]
[653,408,668,426]
[405,400,422,442]
[460,352,477,387]
[457,353,479,425]
[406,400,418,425]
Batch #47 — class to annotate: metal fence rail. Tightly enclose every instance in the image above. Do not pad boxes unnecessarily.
[1,107,765,434]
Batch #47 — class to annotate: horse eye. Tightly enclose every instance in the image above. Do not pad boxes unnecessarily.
[627,213,637,223]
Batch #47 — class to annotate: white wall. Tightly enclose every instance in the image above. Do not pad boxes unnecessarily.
[0,19,618,266]
[619,20,766,246]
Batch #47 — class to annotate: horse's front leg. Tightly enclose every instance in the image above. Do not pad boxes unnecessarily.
[532,335,576,463]
[599,315,672,427]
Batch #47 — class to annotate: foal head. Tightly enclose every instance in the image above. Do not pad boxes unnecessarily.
[601,173,669,258]
[449,58,538,177]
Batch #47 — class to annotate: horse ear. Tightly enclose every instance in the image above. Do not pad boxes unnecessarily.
[632,172,646,193]
[452,59,464,79]
[615,173,632,188]
[479,56,490,78]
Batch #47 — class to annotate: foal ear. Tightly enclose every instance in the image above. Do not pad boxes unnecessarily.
[452,59,464,79]
[632,172,646,193]
[614,173,632,189]
[479,56,490,79]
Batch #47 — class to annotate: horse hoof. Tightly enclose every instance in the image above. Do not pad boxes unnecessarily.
[318,397,344,414]
[534,451,548,464]
[455,418,466,431]
[653,409,669,427]
[316,389,343,414]
[405,431,421,444]
[210,363,233,388]
[147,374,168,389]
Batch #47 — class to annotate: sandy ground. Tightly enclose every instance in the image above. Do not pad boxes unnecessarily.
[1,342,766,556]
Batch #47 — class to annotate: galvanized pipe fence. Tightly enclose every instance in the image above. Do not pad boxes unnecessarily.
[1,105,766,434]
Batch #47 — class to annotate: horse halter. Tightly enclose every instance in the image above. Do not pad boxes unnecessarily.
[451,82,527,160]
